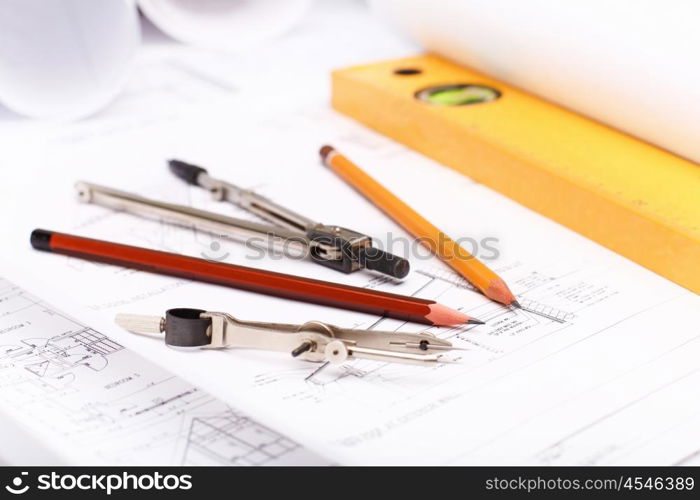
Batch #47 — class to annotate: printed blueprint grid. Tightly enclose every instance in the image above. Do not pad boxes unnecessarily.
[0,277,327,465]
[3,104,700,465]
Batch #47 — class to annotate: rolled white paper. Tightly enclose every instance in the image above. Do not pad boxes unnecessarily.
[137,0,313,52]
[0,0,140,120]
[370,0,700,164]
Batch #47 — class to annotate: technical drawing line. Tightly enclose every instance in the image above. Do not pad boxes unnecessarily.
[519,306,566,323]
[416,268,572,323]
[453,333,700,462]
[535,365,700,459]
[183,411,302,465]
[305,361,330,381]
[304,273,440,383]
[416,268,476,291]
[0,276,325,465]
[611,409,700,465]
[674,448,700,466]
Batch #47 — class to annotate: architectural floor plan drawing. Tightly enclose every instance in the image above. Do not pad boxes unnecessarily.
[3,104,700,465]
[241,257,625,407]
[182,412,305,466]
[0,277,327,465]
[415,267,576,323]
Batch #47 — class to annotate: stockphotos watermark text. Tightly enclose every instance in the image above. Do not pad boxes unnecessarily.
[200,232,500,262]
[4,471,192,495]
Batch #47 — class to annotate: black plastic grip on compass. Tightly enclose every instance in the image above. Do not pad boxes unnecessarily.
[358,247,410,279]
[168,159,208,185]
[164,308,211,347]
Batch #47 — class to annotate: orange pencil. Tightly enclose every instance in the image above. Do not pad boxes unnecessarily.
[320,145,520,308]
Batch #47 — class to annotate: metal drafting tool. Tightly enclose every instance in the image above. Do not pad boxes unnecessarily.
[116,308,463,365]
[75,175,409,279]
[167,160,409,278]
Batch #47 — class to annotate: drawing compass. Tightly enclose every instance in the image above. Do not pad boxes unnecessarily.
[167,159,410,278]
[115,308,464,365]
[75,159,409,279]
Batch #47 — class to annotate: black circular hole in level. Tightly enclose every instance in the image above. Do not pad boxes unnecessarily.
[394,68,422,76]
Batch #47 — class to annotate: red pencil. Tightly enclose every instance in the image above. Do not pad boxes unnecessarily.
[30,229,483,326]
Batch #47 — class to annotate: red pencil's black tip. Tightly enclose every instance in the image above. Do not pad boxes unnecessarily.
[30,229,53,251]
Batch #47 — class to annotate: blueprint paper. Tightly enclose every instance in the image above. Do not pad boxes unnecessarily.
[2,101,699,465]
[0,275,328,465]
[0,3,697,464]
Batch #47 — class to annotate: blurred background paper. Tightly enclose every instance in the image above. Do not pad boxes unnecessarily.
[0,0,140,120]
[0,0,313,120]
[137,0,313,52]
[370,0,700,164]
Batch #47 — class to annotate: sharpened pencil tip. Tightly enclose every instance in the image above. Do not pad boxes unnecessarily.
[424,303,472,326]
[485,278,518,306]
[467,318,485,325]
[511,300,522,309]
